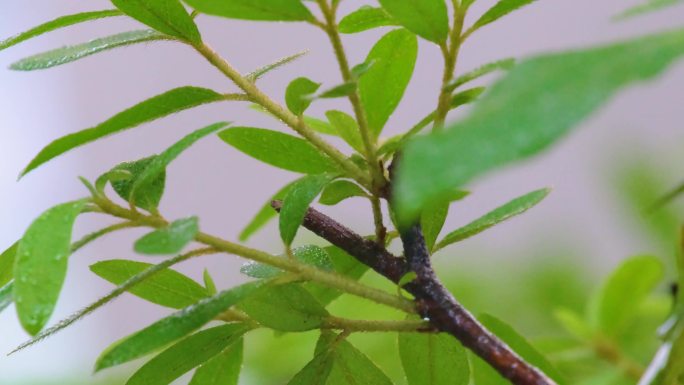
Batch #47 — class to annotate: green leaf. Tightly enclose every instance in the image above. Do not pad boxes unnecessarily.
[553,308,593,341]
[616,0,683,19]
[398,327,469,385]
[471,314,565,384]
[10,30,173,71]
[239,178,303,242]
[0,282,13,314]
[395,29,684,223]
[305,246,369,305]
[445,58,516,92]
[95,281,262,371]
[286,343,335,385]
[325,111,365,153]
[109,156,166,212]
[319,180,368,206]
[314,82,357,99]
[378,0,448,43]
[588,255,664,336]
[286,77,321,115]
[126,324,247,385]
[203,269,218,295]
[470,0,538,32]
[339,6,397,34]
[433,189,549,251]
[241,244,333,279]
[21,86,225,177]
[14,200,86,335]
[247,50,309,81]
[359,29,418,137]
[90,259,208,309]
[320,332,394,385]
[0,10,123,51]
[219,127,337,174]
[280,174,335,245]
[183,0,314,21]
[189,336,243,385]
[239,283,329,331]
[130,122,229,202]
[134,217,199,255]
[420,200,449,252]
[0,242,18,287]
[111,0,201,43]
[304,116,337,136]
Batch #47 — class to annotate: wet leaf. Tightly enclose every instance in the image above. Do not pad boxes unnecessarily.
[109,156,166,212]
[241,245,333,279]
[134,217,199,255]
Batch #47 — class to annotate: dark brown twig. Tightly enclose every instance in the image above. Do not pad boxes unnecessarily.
[271,201,557,385]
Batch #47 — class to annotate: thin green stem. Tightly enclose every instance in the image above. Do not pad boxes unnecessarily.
[70,221,140,253]
[322,316,431,333]
[192,42,371,189]
[433,2,466,131]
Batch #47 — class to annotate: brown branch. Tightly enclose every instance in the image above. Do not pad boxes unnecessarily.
[271,201,557,385]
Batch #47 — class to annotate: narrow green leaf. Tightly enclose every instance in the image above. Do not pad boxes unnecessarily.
[322,332,394,385]
[616,0,683,19]
[399,327,469,385]
[470,0,538,32]
[471,314,565,384]
[95,281,262,371]
[130,122,229,202]
[203,269,218,295]
[90,259,208,309]
[305,246,369,305]
[326,111,365,153]
[0,242,18,287]
[14,200,86,335]
[314,82,357,99]
[553,308,593,341]
[286,77,321,115]
[126,325,247,385]
[378,0,448,43]
[239,178,303,242]
[359,29,418,137]
[239,283,329,331]
[287,341,335,385]
[280,174,335,245]
[109,156,166,212]
[319,180,368,206]
[219,127,337,174]
[183,0,315,21]
[588,255,664,335]
[189,337,243,385]
[0,282,13,314]
[10,30,173,71]
[134,217,199,255]
[395,30,684,223]
[21,86,225,177]
[111,0,201,43]
[247,50,309,81]
[304,116,337,136]
[240,245,333,279]
[0,10,123,51]
[339,6,398,34]
[420,200,449,252]
[445,58,516,92]
[351,59,376,79]
[434,189,549,251]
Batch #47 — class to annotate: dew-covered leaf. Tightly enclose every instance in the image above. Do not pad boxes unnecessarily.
[0,10,123,51]
[189,336,243,385]
[240,245,333,279]
[10,30,173,71]
[0,242,18,287]
[395,30,684,223]
[14,200,86,335]
[434,189,549,251]
[280,174,335,245]
[339,6,398,34]
[21,87,225,177]
[219,127,337,174]
[470,0,538,33]
[319,180,368,206]
[445,58,516,92]
[95,281,262,371]
[183,0,315,22]
[90,259,208,309]
[111,0,201,43]
[134,217,199,255]
[109,156,166,212]
[286,77,321,115]
[359,29,418,137]
[399,327,469,385]
[378,0,448,43]
[305,246,369,305]
[326,111,365,153]
[588,255,664,336]
[239,178,303,242]
[125,324,248,385]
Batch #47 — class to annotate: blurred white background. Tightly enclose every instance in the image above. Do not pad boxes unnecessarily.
[1,0,683,383]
